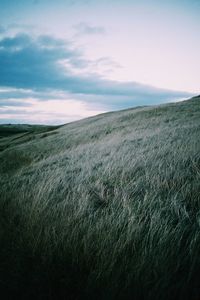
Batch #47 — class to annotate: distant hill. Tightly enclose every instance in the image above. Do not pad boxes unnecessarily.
[0,124,60,151]
[0,96,199,300]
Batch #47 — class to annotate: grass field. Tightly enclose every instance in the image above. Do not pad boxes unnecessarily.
[0,96,200,299]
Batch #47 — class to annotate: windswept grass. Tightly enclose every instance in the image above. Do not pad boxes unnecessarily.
[0,97,200,299]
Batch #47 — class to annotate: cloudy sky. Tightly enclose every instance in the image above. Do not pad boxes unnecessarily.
[0,0,199,124]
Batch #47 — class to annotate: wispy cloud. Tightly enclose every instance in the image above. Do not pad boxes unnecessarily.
[0,97,106,125]
[0,31,193,124]
[0,32,191,98]
[73,22,106,36]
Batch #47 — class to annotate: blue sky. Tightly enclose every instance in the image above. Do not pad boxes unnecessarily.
[0,0,199,124]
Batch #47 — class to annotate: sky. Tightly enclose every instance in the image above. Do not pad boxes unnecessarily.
[0,0,199,124]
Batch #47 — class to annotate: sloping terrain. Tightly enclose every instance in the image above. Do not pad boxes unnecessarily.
[0,124,60,152]
[0,96,200,300]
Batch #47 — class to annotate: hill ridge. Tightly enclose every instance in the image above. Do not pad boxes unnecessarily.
[0,95,199,300]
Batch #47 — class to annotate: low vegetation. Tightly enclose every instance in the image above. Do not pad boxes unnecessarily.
[0,96,200,299]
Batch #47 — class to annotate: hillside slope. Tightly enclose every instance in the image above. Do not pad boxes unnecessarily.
[0,96,200,300]
[0,124,60,152]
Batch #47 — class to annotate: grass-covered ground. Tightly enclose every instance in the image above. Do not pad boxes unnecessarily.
[0,96,200,299]
[0,124,60,152]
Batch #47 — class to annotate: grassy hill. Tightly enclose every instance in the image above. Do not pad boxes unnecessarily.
[0,124,60,152]
[0,96,200,300]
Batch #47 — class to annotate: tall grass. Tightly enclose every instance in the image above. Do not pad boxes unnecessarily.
[0,97,200,299]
